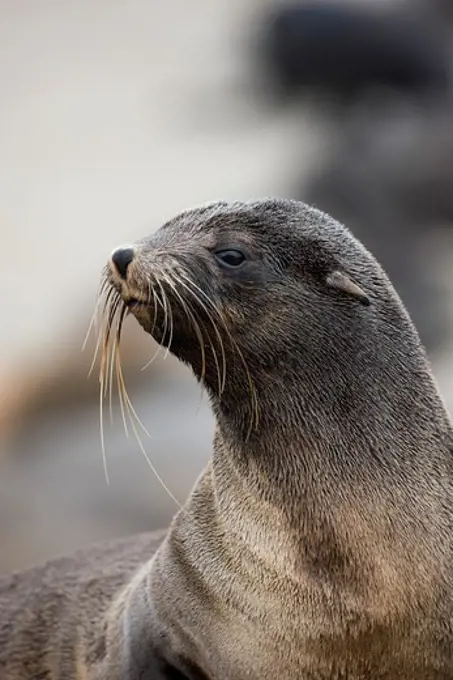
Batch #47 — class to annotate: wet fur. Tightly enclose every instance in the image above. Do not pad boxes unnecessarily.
[2,199,453,678]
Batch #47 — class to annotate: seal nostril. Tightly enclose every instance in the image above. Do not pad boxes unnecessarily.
[111,247,135,280]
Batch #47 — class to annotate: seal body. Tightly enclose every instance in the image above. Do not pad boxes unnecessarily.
[2,199,453,679]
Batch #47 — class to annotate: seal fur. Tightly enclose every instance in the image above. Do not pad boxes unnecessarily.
[2,198,453,679]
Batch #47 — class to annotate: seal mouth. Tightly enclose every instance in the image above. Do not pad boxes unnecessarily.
[105,268,150,312]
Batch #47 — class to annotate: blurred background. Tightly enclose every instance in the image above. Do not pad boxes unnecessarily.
[2,0,453,573]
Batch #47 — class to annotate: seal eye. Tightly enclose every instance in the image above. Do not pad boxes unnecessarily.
[215,249,246,269]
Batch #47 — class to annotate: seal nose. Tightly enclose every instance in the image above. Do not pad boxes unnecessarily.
[111,247,135,280]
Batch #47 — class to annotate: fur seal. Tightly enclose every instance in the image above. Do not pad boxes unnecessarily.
[2,198,453,679]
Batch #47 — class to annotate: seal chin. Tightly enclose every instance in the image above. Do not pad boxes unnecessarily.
[128,303,156,336]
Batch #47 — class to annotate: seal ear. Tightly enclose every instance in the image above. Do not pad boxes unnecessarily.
[326,270,370,306]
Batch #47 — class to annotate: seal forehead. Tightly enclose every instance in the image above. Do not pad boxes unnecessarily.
[151,198,345,245]
[159,200,265,239]
[173,198,352,238]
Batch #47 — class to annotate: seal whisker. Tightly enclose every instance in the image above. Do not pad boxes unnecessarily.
[112,314,181,508]
[140,281,166,372]
[98,304,113,485]
[122,402,182,509]
[82,279,106,354]
[113,303,129,437]
[173,271,234,364]
[114,337,130,439]
[103,294,122,400]
[98,288,120,381]
[171,270,259,436]
[108,299,125,424]
[158,276,175,361]
[98,365,109,485]
[176,271,260,435]
[85,272,110,336]
[114,341,150,439]
[160,269,207,386]
[148,281,158,337]
[154,277,172,359]
[99,286,181,505]
[97,287,124,484]
[169,269,225,398]
[97,288,150,440]
[88,285,118,379]
[161,268,211,411]
[169,267,226,388]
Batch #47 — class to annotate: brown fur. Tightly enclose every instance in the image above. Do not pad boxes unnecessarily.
[2,199,453,679]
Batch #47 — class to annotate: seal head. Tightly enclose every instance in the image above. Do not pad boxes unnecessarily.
[108,199,374,427]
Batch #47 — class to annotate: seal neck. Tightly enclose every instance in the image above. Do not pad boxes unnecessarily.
[208,359,453,585]
[210,341,451,525]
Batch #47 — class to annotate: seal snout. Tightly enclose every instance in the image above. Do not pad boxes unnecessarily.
[110,247,135,280]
